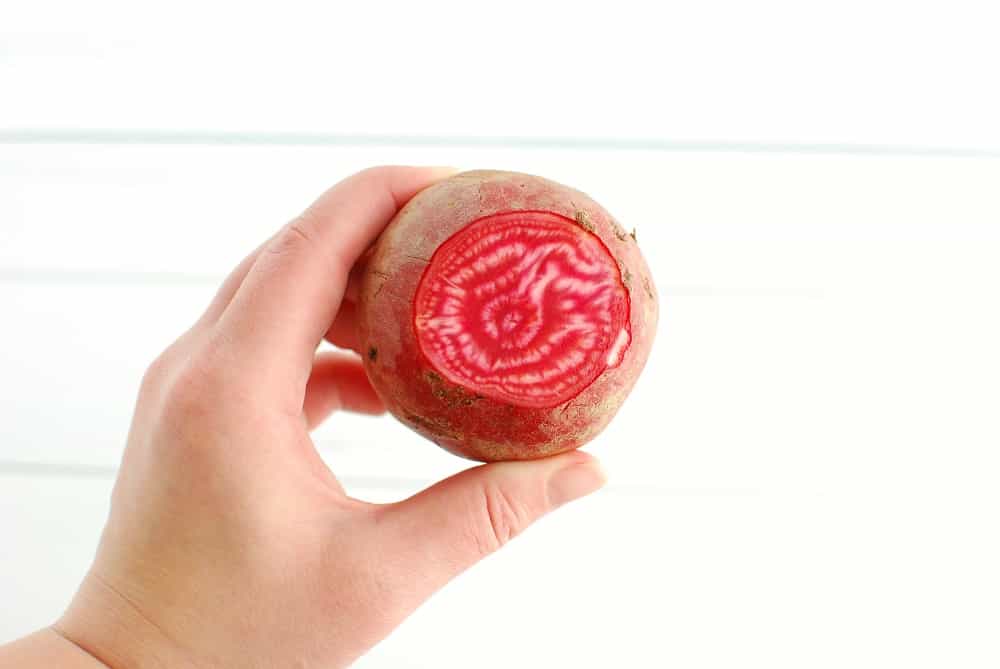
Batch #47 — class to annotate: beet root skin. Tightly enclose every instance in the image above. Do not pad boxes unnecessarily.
[357,170,659,462]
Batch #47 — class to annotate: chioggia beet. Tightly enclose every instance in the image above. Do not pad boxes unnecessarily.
[357,170,658,461]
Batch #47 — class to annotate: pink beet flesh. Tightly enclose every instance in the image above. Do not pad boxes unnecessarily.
[413,210,631,409]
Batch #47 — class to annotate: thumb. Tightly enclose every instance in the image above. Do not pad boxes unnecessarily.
[377,450,606,595]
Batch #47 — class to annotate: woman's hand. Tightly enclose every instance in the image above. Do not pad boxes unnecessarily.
[49,166,606,668]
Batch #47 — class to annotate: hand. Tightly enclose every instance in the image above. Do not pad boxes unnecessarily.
[49,166,606,668]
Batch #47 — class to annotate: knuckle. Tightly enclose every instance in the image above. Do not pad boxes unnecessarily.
[268,216,318,258]
[157,345,227,425]
[138,333,191,397]
[139,350,173,395]
[475,482,529,556]
[133,332,251,463]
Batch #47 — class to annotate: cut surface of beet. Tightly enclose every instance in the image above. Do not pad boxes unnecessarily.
[413,210,631,408]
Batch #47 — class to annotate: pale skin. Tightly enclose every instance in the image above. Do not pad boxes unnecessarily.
[0,167,606,668]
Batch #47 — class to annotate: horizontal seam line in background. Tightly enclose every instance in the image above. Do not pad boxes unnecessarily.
[0,268,222,285]
[0,461,759,496]
[1,129,998,158]
[0,269,820,298]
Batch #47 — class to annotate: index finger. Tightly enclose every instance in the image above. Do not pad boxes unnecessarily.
[216,166,456,391]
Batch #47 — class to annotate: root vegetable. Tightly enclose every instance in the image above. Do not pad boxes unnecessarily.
[357,170,658,461]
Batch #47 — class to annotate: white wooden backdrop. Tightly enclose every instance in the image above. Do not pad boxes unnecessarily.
[2,2,999,667]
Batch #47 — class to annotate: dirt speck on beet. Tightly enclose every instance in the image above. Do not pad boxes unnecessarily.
[574,209,595,232]
[622,267,633,291]
[611,219,629,241]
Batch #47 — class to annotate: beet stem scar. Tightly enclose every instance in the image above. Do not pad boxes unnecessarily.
[413,210,632,408]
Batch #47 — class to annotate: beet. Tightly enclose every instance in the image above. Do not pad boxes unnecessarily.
[357,170,658,461]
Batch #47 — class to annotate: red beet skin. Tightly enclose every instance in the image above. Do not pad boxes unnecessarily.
[357,170,659,461]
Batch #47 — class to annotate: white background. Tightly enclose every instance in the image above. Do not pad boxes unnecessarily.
[2,2,999,667]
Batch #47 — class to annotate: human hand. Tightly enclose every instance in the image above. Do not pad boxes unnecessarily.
[52,167,607,668]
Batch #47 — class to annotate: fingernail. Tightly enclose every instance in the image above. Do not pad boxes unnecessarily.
[547,458,607,508]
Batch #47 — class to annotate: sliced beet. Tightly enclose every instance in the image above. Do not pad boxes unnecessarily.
[358,170,658,462]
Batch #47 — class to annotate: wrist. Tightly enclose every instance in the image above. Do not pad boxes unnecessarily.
[0,629,107,668]
[55,571,202,669]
